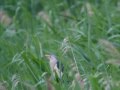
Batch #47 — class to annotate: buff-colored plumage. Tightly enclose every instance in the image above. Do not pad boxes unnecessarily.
[45,54,63,79]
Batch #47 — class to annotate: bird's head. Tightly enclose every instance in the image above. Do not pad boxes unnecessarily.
[45,54,57,62]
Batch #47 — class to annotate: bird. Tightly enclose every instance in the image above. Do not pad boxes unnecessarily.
[45,54,64,81]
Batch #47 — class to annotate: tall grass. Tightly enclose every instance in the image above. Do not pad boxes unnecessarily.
[0,0,120,90]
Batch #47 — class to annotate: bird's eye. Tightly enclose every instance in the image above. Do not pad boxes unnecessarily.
[49,55,52,59]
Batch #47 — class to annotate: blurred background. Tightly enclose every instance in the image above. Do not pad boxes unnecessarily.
[0,0,120,90]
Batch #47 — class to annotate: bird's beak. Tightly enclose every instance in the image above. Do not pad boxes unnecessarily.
[45,54,50,57]
[45,54,50,59]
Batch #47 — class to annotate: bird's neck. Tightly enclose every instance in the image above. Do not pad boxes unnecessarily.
[49,59,57,68]
[50,59,57,63]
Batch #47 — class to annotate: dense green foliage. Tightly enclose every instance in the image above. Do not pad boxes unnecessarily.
[0,0,120,90]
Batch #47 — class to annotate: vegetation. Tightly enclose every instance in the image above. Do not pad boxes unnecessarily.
[0,0,120,90]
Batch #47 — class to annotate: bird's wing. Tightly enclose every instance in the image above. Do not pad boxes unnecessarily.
[54,65,63,78]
